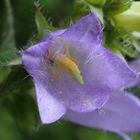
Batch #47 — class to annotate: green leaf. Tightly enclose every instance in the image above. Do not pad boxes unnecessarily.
[0,106,22,140]
[0,0,17,83]
[34,3,55,40]
[0,67,30,101]
[0,0,17,63]
[3,92,39,134]
[1,67,39,134]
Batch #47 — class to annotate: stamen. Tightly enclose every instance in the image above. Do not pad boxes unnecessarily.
[55,55,84,84]
[45,45,84,84]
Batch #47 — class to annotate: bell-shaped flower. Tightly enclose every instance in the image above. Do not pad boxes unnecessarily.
[21,13,138,132]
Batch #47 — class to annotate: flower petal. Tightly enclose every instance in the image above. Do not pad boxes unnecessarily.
[64,92,140,132]
[21,41,49,77]
[129,59,140,73]
[40,29,65,42]
[129,59,140,86]
[85,47,137,89]
[34,80,66,124]
[41,69,110,112]
[60,13,102,45]
[59,39,137,89]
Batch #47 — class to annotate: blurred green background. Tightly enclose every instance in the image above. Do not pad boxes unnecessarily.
[0,0,140,140]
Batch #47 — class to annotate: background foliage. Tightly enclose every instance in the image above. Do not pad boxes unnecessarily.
[0,0,140,140]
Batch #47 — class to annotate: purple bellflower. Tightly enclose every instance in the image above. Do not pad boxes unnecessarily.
[22,13,140,139]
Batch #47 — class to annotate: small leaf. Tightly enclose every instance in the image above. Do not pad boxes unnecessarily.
[34,3,55,40]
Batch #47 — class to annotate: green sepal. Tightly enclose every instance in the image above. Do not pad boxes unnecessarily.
[34,4,55,40]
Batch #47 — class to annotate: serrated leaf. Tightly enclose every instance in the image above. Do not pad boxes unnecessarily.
[0,106,22,140]
[35,6,55,40]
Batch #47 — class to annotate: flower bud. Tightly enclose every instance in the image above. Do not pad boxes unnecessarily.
[112,2,140,31]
